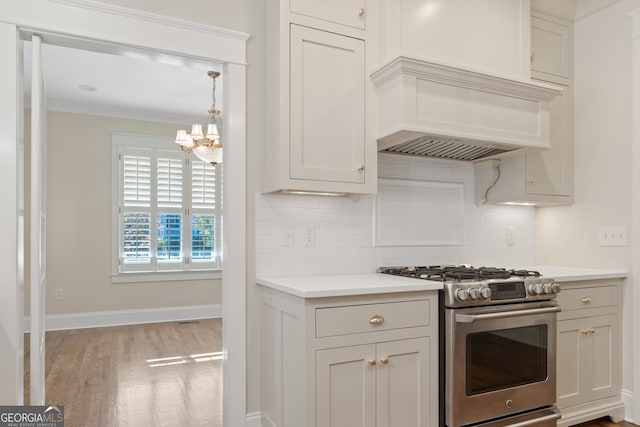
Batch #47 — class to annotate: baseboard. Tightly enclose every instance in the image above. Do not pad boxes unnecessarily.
[24,304,221,332]
[558,400,626,427]
[622,388,635,423]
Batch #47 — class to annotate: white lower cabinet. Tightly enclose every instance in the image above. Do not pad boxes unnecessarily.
[557,314,617,408]
[316,337,431,427]
[259,288,438,427]
[555,280,624,427]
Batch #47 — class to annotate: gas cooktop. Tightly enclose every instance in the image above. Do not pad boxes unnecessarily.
[377,265,559,308]
[376,265,541,282]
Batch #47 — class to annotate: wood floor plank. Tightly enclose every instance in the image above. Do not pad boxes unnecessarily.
[25,319,221,427]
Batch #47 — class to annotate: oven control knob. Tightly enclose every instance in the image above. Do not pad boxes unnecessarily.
[469,288,480,300]
[543,283,552,294]
[529,283,543,295]
[551,283,561,294]
[480,287,491,299]
[455,289,469,301]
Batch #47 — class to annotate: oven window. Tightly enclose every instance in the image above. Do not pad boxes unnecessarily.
[466,325,547,395]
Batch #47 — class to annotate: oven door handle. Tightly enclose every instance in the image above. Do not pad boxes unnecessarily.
[503,410,561,427]
[455,306,561,323]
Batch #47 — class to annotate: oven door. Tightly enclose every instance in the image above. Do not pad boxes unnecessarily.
[445,301,560,427]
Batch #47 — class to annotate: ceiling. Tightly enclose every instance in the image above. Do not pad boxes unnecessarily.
[23,41,223,126]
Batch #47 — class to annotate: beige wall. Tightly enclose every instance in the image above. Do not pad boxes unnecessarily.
[536,0,635,399]
[25,110,222,316]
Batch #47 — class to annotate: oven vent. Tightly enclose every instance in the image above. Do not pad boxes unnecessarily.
[381,136,512,161]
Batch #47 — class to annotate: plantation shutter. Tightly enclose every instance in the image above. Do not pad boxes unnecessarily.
[156,152,184,270]
[121,152,152,271]
[114,135,222,275]
[190,160,220,269]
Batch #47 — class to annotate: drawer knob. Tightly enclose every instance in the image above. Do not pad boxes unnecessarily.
[368,360,377,366]
[380,357,389,365]
[358,8,365,17]
[369,314,384,325]
[581,296,592,304]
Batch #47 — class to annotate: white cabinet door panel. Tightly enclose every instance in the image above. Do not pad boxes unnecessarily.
[557,314,618,409]
[316,344,376,427]
[289,25,365,184]
[526,85,572,196]
[376,337,432,427]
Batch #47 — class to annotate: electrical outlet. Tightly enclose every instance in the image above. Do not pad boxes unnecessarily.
[283,225,295,247]
[598,226,628,247]
[303,225,316,247]
[506,227,515,247]
[55,288,64,301]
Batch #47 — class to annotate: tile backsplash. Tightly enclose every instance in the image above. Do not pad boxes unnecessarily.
[255,154,535,277]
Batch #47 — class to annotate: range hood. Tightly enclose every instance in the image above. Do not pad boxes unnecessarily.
[370,56,562,161]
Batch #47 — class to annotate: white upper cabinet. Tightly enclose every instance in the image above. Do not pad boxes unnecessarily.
[290,0,366,29]
[531,14,572,85]
[525,85,573,197]
[289,25,366,185]
[262,0,376,194]
[474,10,574,206]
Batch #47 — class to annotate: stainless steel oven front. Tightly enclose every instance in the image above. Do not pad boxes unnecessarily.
[445,300,561,427]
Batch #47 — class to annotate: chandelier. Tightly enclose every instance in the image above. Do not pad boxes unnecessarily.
[175,71,223,165]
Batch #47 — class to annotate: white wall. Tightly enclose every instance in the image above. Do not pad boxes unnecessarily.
[536,0,637,417]
[256,154,537,277]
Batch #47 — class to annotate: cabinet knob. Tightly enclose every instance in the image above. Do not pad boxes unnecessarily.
[530,52,535,62]
[358,8,365,17]
[380,357,389,365]
[581,296,592,304]
[369,314,384,325]
[368,360,377,366]
[528,178,535,185]
[581,328,595,335]
[358,164,365,172]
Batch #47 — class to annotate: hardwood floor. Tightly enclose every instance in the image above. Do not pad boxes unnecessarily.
[24,318,222,427]
[575,418,638,427]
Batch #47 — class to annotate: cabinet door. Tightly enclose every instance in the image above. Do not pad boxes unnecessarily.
[376,338,434,427]
[525,85,573,197]
[290,0,366,29]
[316,344,376,427]
[531,15,571,85]
[557,314,618,409]
[289,25,366,184]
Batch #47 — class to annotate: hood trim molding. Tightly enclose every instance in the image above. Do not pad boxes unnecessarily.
[371,56,562,161]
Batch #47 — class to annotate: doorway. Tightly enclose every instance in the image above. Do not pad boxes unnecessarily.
[0,2,248,425]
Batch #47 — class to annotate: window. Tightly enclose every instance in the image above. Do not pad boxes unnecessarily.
[112,133,222,281]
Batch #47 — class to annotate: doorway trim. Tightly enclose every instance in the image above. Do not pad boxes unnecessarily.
[0,1,248,425]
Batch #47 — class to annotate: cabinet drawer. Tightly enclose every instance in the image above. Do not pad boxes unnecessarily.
[316,299,430,338]
[557,286,617,311]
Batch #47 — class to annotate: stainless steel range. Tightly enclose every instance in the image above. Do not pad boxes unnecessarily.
[377,266,562,427]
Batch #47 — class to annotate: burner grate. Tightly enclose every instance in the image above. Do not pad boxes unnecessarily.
[377,265,541,282]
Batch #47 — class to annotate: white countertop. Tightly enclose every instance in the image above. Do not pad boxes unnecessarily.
[256,273,443,298]
[257,266,627,299]
[528,265,627,282]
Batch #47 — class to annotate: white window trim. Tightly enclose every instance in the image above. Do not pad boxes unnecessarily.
[111,132,222,282]
[111,269,221,284]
